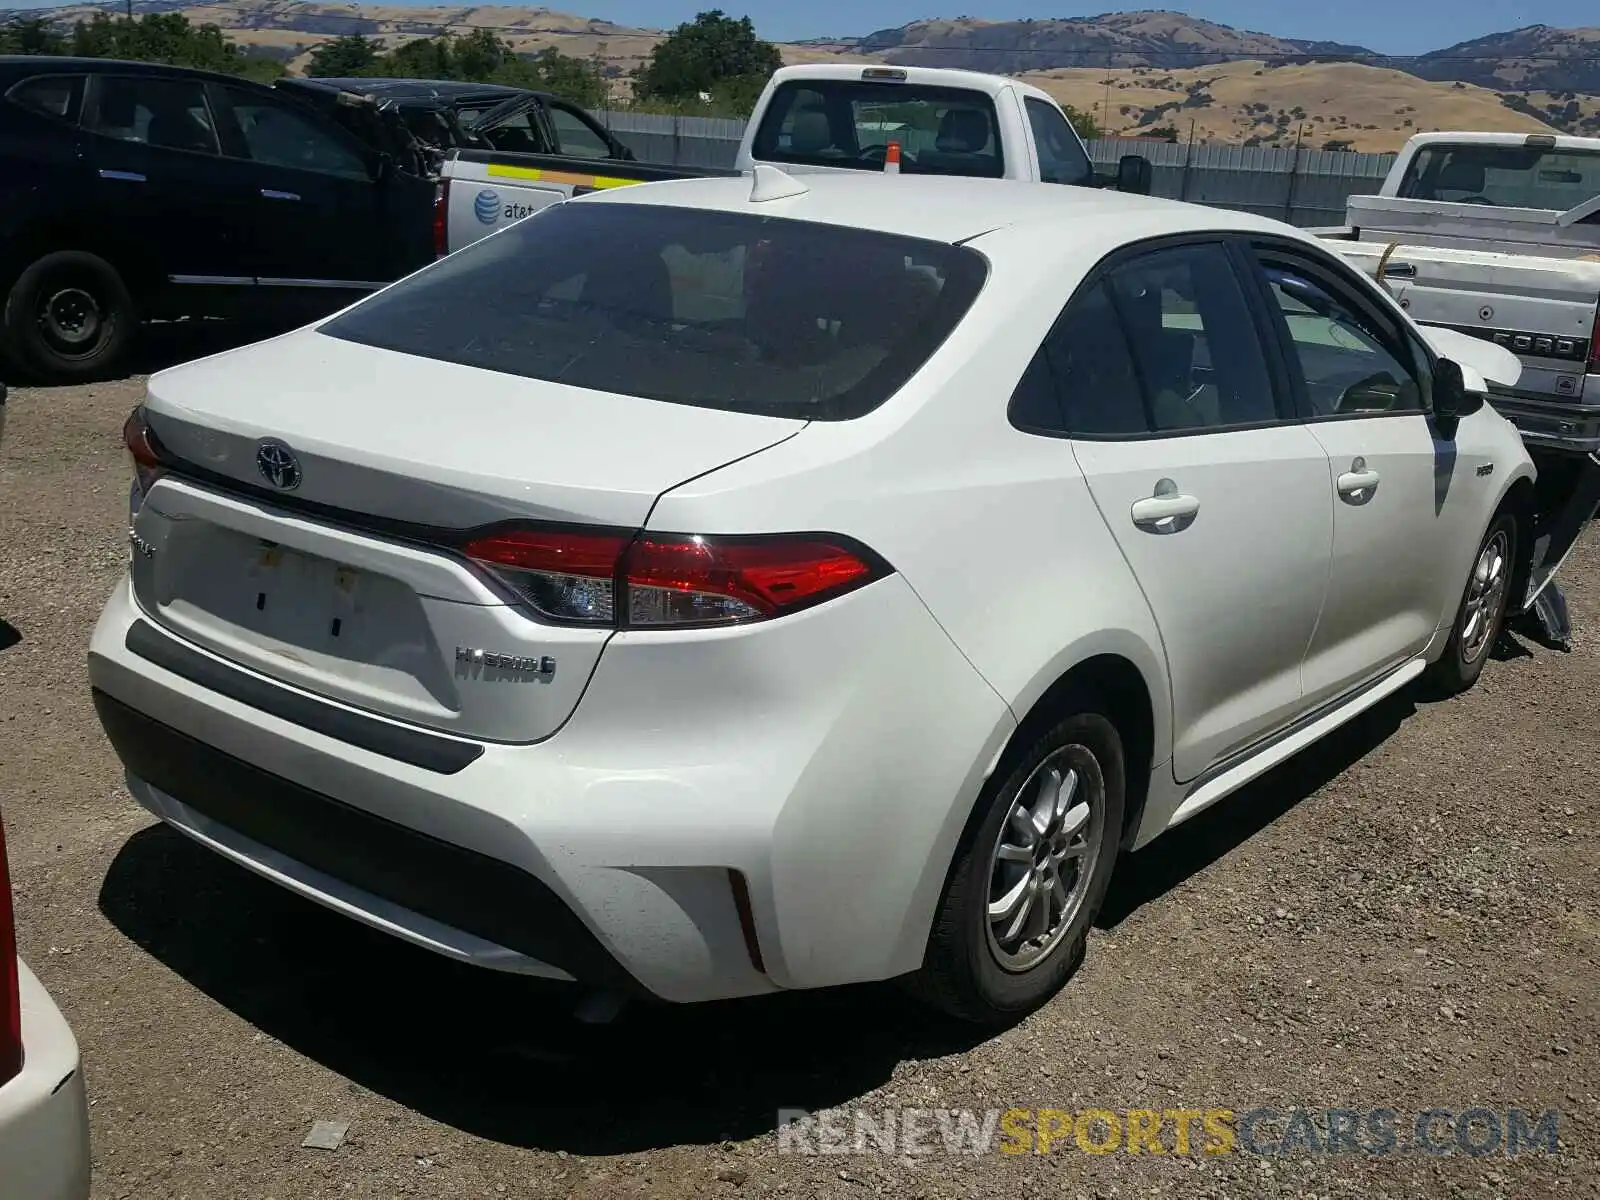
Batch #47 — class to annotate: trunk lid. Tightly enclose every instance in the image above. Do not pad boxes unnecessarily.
[134,329,804,743]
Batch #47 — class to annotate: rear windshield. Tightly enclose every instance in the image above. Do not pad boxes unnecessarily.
[751,79,1004,179]
[319,201,988,421]
[1398,143,1600,211]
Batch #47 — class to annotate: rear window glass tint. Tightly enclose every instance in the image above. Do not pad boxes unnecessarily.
[7,74,83,123]
[319,201,988,421]
[751,80,1004,179]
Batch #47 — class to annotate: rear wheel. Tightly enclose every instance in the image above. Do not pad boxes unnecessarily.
[1424,512,1518,697]
[908,710,1125,1026]
[3,251,135,383]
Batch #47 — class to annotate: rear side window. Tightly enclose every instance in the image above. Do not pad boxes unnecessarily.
[320,201,988,421]
[1107,244,1279,431]
[6,75,85,124]
[751,80,1004,178]
[217,87,369,179]
[1011,241,1283,438]
[85,76,218,155]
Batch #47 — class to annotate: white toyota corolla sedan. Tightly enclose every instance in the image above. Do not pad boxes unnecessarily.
[89,169,1535,1025]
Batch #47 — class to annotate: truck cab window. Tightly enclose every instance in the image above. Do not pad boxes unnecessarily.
[752,79,1004,178]
[546,103,613,159]
[1399,143,1600,211]
[1024,96,1092,186]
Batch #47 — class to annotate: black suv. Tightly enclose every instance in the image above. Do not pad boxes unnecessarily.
[0,56,435,382]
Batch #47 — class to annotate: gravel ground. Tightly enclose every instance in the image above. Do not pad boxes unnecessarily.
[1,365,1596,1200]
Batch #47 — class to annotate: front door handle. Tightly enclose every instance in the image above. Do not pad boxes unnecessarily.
[260,189,301,201]
[99,169,146,182]
[1130,482,1200,534]
[1337,456,1381,504]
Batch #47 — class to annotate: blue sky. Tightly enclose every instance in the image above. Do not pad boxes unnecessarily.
[0,0,1588,56]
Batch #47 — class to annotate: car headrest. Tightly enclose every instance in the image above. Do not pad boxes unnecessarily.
[788,109,832,156]
[936,108,989,154]
[97,85,139,129]
[1436,159,1487,194]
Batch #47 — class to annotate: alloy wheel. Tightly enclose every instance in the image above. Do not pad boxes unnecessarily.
[1460,529,1510,665]
[984,746,1104,973]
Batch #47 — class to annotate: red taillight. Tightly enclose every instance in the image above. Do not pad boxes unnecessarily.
[122,405,167,499]
[460,527,888,628]
[0,812,22,1087]
[432,179,450,258]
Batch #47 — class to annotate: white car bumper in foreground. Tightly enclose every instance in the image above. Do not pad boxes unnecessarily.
[88,574,1014,1004]
[0,961,90,1200]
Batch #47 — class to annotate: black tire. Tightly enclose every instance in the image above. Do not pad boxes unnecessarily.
[908,709,1126,1026]
[1423,511,1519,698]
[2,251,135,383]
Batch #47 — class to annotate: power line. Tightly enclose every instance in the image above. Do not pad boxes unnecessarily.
[8,9,1600,71]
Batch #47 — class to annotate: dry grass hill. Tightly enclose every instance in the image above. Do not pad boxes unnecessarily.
[1019,60,1580,152]
[7,1,1600,150]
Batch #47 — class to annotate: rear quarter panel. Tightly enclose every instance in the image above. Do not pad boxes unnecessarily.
[645,221,1174,766]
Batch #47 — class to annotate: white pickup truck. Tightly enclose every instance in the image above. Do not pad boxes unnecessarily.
[434,64,1154,255]
[1316,131,1600,641]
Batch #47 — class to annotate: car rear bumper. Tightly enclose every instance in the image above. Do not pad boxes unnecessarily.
[0,961,90,1200]
[88,574,1012,1003]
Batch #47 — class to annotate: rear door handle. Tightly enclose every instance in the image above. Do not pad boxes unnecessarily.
[99,169,146,182]
[1381,261,1416,278]
[1337,456,1381,504]
[1130,489,1200,533]
[260,189,301,201]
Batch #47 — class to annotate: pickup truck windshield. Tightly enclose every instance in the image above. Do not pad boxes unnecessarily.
[751,80,1004,178]
[319,201,988,420]
[1398,143,1600,211]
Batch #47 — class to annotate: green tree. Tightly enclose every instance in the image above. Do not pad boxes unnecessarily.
[61,13,283,80]
[307,33,383,77]
[510,47,606,108]
[1060,103,1102,140]
[634,10,780,105]
[382,34,456,80]
[0,17,67,56]
[1147,123,1180,142]
[452,28,513,81]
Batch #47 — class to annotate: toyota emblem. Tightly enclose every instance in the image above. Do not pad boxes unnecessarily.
[255,439,302,491]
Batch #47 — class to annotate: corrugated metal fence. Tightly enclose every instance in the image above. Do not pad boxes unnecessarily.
[587,110,1398,228]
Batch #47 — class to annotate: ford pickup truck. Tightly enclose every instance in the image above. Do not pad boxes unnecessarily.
[1318,131,1600,643]
[435,64,1154,254]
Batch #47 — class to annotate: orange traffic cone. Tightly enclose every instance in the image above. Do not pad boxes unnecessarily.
[884,141,901,175]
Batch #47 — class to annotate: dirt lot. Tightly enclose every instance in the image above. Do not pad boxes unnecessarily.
[1,367,1596,1199]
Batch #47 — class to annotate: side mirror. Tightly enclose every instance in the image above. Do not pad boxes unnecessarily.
[1117,154,1153,195]
[1432,357,1487,438]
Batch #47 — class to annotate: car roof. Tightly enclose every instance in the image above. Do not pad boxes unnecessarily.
[306,77,533,103]
[0,55,269,87]
[578,170,1300,248]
